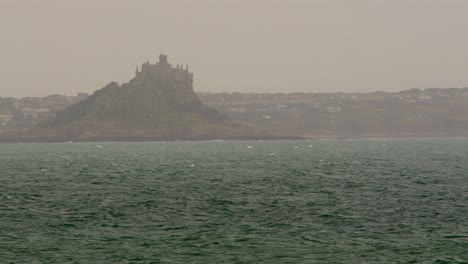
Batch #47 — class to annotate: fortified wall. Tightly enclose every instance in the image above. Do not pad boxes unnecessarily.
[134,54,194,90]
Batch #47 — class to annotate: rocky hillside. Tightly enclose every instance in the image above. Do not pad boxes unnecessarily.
[1,55,276,142]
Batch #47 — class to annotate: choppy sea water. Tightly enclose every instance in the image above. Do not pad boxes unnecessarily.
[0,139,467,263]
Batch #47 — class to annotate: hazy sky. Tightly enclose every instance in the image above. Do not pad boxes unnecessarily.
[1,0,468,97]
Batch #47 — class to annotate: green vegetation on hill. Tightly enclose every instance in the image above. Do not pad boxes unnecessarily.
[46,80,226,129]
[0,55,275,142]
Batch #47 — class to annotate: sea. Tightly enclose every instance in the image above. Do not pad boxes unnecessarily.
[0,139,467,263]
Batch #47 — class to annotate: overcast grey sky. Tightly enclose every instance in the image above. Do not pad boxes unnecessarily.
[1,0,468,97]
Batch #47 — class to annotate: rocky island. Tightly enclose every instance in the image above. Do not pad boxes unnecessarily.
[4,56,468,140]
[0,55,279,142]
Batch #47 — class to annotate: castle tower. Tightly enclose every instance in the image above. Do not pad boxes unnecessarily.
[135,66,139,78]
[159,54,168,65]
[133,54,193,91]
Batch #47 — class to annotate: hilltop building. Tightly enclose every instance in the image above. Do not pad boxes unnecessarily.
[134,54,194,90]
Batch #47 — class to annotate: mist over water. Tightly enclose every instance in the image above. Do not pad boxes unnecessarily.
[1,139,467,263]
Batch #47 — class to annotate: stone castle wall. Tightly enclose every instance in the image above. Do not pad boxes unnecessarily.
[134,54,193,90]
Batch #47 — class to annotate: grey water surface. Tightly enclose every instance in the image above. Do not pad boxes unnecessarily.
[1,139,467,263]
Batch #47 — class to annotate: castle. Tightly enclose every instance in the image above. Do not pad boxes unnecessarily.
[134,54,194,90]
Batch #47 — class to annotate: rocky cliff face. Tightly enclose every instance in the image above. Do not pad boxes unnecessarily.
[48,80,225,128]
[28,55,268,141]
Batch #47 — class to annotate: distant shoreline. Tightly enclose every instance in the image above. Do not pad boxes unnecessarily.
[0,134,304,143]
[4,87,468,142]
[2,133,468,143]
